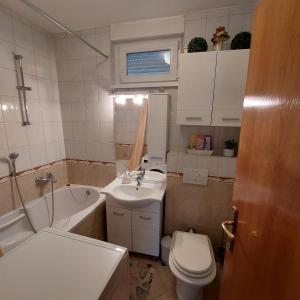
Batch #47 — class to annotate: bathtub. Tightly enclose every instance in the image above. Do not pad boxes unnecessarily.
[0,184,105,253]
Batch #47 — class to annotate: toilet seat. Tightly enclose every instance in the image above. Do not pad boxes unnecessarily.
[172,231,214,279]
[169,231,216,286]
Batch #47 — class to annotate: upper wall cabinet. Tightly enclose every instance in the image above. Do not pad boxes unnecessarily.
[212,50,249,127]
[176,49,249,127]
[176,52,217,126]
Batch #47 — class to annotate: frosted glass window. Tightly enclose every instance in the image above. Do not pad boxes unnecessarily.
[127,50,171,76]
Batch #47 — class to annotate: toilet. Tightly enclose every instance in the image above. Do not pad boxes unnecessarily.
[169,231,216,300]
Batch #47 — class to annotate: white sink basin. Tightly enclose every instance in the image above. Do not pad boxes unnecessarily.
[102,171,166,208]
[112,185,153,200]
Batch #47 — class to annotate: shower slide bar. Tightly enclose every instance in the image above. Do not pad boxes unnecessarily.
[21,0,109,59]
[14,54,31,126]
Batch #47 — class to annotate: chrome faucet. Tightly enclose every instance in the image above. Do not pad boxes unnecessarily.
[35,172,57,184]
[136,168,145,186]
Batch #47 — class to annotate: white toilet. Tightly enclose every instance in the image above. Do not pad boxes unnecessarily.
[169,231,216,300]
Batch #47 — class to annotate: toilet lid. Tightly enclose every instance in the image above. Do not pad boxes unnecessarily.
[173,231,213,275]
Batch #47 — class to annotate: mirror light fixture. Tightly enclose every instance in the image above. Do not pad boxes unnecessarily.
[114,94,149,106]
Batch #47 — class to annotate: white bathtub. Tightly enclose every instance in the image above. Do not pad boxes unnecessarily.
[0,184,105,253]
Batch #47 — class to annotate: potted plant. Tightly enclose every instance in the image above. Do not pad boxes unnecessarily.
[188,37,208,53]
[223,139,238,157]
[231,32,252,50]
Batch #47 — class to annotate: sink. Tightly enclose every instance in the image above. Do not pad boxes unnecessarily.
[102,171,166,208]
[112,185,153,200]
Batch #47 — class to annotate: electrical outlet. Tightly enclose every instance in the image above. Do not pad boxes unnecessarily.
[183,168,208,185]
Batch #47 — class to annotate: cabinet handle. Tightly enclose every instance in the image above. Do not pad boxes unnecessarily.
[222,117,240,121]
[186,117,202,121]
[113,211,124,216]
[139,216,151,220]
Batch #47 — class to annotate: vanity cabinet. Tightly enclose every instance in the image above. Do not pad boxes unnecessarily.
[176,49,249,127]
[106,201,163,257]
[106,206,132,250]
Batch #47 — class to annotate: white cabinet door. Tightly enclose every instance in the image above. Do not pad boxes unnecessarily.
[132,210,160,256]
[212,49,249,127]
[147,94,169,159]
[177,52,217,125]
[107,205,132,250]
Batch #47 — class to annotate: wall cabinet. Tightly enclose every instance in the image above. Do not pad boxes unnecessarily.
[176,50,249,127]
[106,200,163,257]
[177,52,216,126]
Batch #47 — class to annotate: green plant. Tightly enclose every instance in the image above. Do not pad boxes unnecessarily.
[224,139,238,149]
[188,37,208,53]
[231,32,252,50]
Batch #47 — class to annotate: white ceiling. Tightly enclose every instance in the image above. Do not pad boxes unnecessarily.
[1,0,255,33]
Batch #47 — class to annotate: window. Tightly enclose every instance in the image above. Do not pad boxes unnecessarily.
[127,50,171,76]
[119,38,179,83]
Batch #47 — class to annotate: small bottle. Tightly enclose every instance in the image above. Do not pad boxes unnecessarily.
[196,135,205,150]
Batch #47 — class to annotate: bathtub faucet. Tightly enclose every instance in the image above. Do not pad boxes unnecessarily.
[35,172,57,185]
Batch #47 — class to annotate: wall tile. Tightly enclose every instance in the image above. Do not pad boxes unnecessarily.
[5,122,28,148]
[1,96,22,123]
[0,8,14,43]
[13,18,33,50]
[0,123,8,150]
[29,143,47,167]
[0,68,18,96]
[26,122,45,145]
[0,39,15,70]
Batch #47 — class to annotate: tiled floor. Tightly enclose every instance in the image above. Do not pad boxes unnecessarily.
[129,253,222,300]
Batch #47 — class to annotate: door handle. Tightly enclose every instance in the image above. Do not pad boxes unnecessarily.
[139,216,151,220]
[222,220,235,240]
[113,211,124,216]
[222,206,238,251]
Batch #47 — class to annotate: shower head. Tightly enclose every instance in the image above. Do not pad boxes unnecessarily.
[9,152,19,161]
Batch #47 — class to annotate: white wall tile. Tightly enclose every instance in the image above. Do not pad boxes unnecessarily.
[100,142,115,162]
[26,122,45,145]
[0,39,15,70]
[0,68,18,96]
[0,123,8,150]
[0,8,14,43]
[13,19,33,50]
[30,143,47,167]
[5,122,28,148]
[36,55,51,79]
[71,102,86,122]
[32,29,50,57]
[46,142,60,163]
[0,149,10,177]
[38,78,53,101]
[1,96,22,123]
[86,141,101,161]
[62,122,73,141]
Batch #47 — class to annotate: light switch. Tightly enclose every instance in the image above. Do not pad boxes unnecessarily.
[183,168,208,185]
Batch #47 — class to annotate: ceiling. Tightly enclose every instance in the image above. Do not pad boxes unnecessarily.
[1,0,255,33]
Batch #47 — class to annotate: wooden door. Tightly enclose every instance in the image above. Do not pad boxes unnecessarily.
[220,0,300,299]
[212,49,249,127]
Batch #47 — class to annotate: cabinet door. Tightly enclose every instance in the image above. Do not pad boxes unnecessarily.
[147,94,169,159]
[106,205,132,250]
[177,52,217,125]
[212,49,249,127]
[132,211,160,256]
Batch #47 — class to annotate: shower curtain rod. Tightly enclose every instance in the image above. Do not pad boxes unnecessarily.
[21,0,109,58]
